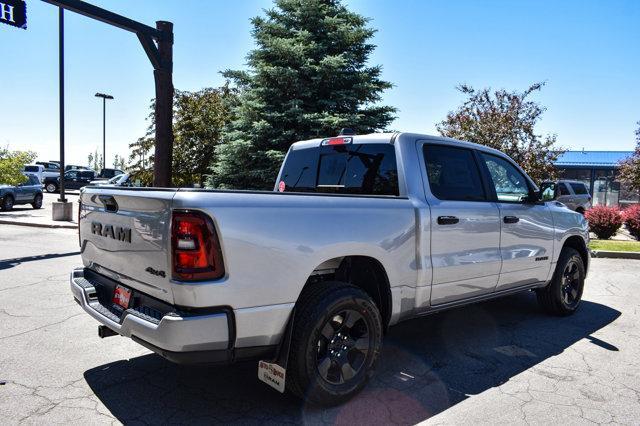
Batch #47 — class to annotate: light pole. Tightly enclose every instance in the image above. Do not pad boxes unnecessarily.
[95,92,113,170]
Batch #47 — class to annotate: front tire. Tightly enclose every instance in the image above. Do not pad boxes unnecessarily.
[32,193,43,209]
[45,183,58,193]
[1,195,14,211]
[537,247,585,316]
[287,281,383,406]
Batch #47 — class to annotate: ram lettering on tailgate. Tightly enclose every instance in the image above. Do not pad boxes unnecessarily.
[91,222,132,243]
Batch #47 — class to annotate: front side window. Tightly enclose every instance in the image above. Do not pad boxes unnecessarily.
[423,145,486,201]
[558,183,571,196]
[65,171,78,180]
[481,153,530,202]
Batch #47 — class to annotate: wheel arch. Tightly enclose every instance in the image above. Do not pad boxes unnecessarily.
[300,255,393,331]
[562,235,590,273]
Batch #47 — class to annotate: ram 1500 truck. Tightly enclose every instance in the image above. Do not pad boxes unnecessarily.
[71,132,589,405]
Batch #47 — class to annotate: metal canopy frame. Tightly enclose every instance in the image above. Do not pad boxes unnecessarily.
[42,0,174,188]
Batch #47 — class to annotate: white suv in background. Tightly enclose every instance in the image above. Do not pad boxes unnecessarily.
[22,165,45,183]
[541,180,592,213]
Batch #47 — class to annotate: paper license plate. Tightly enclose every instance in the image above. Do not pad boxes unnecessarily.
[112,285,132,309]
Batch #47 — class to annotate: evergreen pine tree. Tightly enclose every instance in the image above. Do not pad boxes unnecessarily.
[210,0,396,189]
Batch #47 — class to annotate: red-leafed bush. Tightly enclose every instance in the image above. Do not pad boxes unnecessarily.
[585,206,623,239]
[623,204,640,240]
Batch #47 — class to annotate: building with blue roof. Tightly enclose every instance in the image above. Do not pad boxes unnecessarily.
[553,150,637,207]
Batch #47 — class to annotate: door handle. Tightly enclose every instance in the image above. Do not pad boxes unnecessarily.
[504,215,520,224]
[437,216,459,225]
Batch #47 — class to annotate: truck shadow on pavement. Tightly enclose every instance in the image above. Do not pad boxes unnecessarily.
[0,252,81,270]
[84,292,620,425]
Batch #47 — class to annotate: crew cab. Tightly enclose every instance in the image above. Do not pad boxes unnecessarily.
[70,133,589,405]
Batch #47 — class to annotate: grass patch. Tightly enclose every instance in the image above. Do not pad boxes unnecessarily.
[589,240,640,252]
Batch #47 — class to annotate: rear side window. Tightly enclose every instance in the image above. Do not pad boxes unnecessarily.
[423,145,486,201]
[279,143,399,196]
[570,183,588,195]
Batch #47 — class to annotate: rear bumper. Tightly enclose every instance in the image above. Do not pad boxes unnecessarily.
[70,267,276,364]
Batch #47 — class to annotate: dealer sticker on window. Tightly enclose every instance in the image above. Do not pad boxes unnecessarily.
[258,360,286,393]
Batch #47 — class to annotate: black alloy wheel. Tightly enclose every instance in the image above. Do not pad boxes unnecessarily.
[316,309,370,385]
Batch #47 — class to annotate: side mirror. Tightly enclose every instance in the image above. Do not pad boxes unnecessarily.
[540,187,555,201]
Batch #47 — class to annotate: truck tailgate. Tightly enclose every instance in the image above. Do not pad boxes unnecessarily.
[79,188,177,304]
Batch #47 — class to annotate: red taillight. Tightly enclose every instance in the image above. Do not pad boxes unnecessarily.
[171,211,225,281]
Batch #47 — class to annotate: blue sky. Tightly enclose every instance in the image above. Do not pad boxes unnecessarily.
[1,0,639,166]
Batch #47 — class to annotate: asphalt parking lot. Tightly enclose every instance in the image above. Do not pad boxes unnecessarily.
[1,224,639,425]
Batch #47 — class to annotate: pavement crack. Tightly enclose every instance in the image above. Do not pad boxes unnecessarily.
[0,313,82,341]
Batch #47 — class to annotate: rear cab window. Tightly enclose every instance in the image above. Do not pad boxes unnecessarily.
[279,141,399,196]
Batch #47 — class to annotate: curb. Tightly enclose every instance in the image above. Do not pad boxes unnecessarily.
[591,250,640,260]
[0,219,77,230]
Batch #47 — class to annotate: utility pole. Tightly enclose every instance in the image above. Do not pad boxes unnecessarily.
[152,21,173,187]
[43,0,174,187]
[58,7,65,203]
[95,92,113,170]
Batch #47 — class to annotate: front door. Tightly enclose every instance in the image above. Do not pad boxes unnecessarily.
[64,171,79,189]
[420,142,502,306]
[478,153,555,289]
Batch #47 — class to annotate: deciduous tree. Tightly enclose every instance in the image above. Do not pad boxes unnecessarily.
[618,121,640,193]
[209,0,397,189]
[129,86,237,187]
[0,148,37,186]
[436,82,563,183]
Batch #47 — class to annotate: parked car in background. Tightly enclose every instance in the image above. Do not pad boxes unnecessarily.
[0,174,43,211]
[44,169,97,193]
[93,168,125,180]
[36,161,61,180]
[65,164,91,171]
[89,173,131,187]
[22,164,45,183]
[540,180,592,213]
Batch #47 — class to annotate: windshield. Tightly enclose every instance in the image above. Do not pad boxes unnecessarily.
[107,175,122,183]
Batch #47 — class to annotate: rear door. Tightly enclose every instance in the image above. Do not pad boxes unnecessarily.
[420,143,502,305]
[79,188,177,303]
[478,152,554,289]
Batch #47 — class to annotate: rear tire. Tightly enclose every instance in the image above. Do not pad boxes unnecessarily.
[1,195,14,211]
[287,281,383,406]
[32,193,43,209]
[537,247,585,316]
[45,183,58,193]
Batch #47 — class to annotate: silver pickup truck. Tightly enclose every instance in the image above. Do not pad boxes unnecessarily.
[71,132,589,405]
